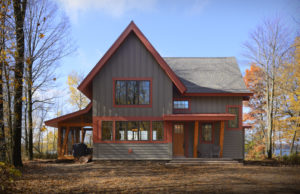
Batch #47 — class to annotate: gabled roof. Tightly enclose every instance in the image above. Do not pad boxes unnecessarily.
[45,103,92,127]
[164,57,252,96]
[78,21,186,99]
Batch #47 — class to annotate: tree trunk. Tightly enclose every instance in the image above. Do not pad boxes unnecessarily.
[0,6,6,162]
[24,104,28,156]
[3,64,13,163]
[12,0,27,167]
[290,130,297,154]
[28,61,33,160]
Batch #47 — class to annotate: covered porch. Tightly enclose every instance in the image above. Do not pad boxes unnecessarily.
[45,103,93,159]
[163,113,236,158]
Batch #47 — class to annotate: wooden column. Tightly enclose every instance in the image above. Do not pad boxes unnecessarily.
[62,126,70,156]
[57,125,62,157]
[75,128,80,143]
[81,127,84,143]
[71,129,74,146]
[193,121,199,158]
[219,121,224,158]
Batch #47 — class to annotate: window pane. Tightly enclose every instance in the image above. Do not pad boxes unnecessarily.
[115,81,126,105]
[126,81,138,105]
[127,121,139,140]
[102,121,113,141]
[228,107,239,128]
[152,121,164,141]
[116,121,127,140]
[139,121,150,140]
[139,81,150,104]
[202,123,212,142]
[173,100,189,109]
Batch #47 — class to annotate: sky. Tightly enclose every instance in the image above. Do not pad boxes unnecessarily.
[50,0,299,114]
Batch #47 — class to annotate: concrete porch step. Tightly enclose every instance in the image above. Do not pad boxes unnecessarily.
[166,158,242,166]
[165,161,243,167]
[171,158,235,162]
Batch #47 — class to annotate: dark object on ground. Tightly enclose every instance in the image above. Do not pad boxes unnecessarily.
[73,143,93,163]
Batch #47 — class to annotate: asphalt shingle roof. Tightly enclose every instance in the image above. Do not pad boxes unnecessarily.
[164,57,250,93]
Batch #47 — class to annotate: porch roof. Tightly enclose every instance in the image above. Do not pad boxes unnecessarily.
[163,113,235,121]
[45,103,92,128]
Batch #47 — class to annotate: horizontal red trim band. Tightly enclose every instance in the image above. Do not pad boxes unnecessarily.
[163,114,236,121]
[182,93,253,97]
[93,116,163,121]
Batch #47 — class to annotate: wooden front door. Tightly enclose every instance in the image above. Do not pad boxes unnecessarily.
[173,124,185,156]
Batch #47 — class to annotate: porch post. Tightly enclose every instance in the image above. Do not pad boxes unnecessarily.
[193,121,199,158]
[81,127,85,143]
[57,124,62,157]
[62,126,70,156]
[219,121,224,158]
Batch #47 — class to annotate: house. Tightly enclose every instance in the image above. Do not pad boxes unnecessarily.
[45,21,252,160]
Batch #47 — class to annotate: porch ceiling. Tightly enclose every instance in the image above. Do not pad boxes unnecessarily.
[45,103,92,128]
[163,113,235,121]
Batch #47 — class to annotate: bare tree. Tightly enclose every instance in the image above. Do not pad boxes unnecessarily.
[244,17,293,158]
[24,0,73,160]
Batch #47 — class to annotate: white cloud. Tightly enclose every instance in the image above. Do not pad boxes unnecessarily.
[57,0,157,22]
[188,0,211,15]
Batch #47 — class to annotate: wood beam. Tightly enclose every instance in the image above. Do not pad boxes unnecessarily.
[62,126,70,156]
[220,121,224,158]
[193,121,199,158]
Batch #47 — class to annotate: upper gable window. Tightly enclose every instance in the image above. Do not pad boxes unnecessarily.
[227,105,241,129]
[115,80,150,105]
[173,99,190,110]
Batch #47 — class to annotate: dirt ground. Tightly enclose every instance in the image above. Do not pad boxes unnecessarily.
[9,160,300,193]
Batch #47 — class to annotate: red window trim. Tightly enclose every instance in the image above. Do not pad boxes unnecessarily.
[226,105,242,130]
[173,98,191,112]
[94,116,168,143]
[112,78,153,108]
[199,122,215,144]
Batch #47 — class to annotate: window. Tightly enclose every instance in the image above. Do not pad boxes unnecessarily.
[115,80,150,105]
[201,123,212,143]
[174,124,184,134]
[228,107,239,128]
[102,121,113,141]
[173,100,189,109]
[115,121,150,141]
[152,121,164,141]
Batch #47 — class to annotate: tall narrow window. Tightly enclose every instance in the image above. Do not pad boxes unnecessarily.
[201,123,212,143]
[139,121,150,140]
[115,121,126,140]
[115,80,150,105]
[228,107,239,128]
[152,121,164,141]
[102,121,113,141]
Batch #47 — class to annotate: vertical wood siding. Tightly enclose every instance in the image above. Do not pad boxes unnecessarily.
[173,96,243,114]
[92,32,173,117]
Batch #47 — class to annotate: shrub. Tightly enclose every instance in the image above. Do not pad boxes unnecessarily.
[0,162,21,191]
[281,153,300,165]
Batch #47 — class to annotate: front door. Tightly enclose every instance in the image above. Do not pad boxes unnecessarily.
[173,124,185,156]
